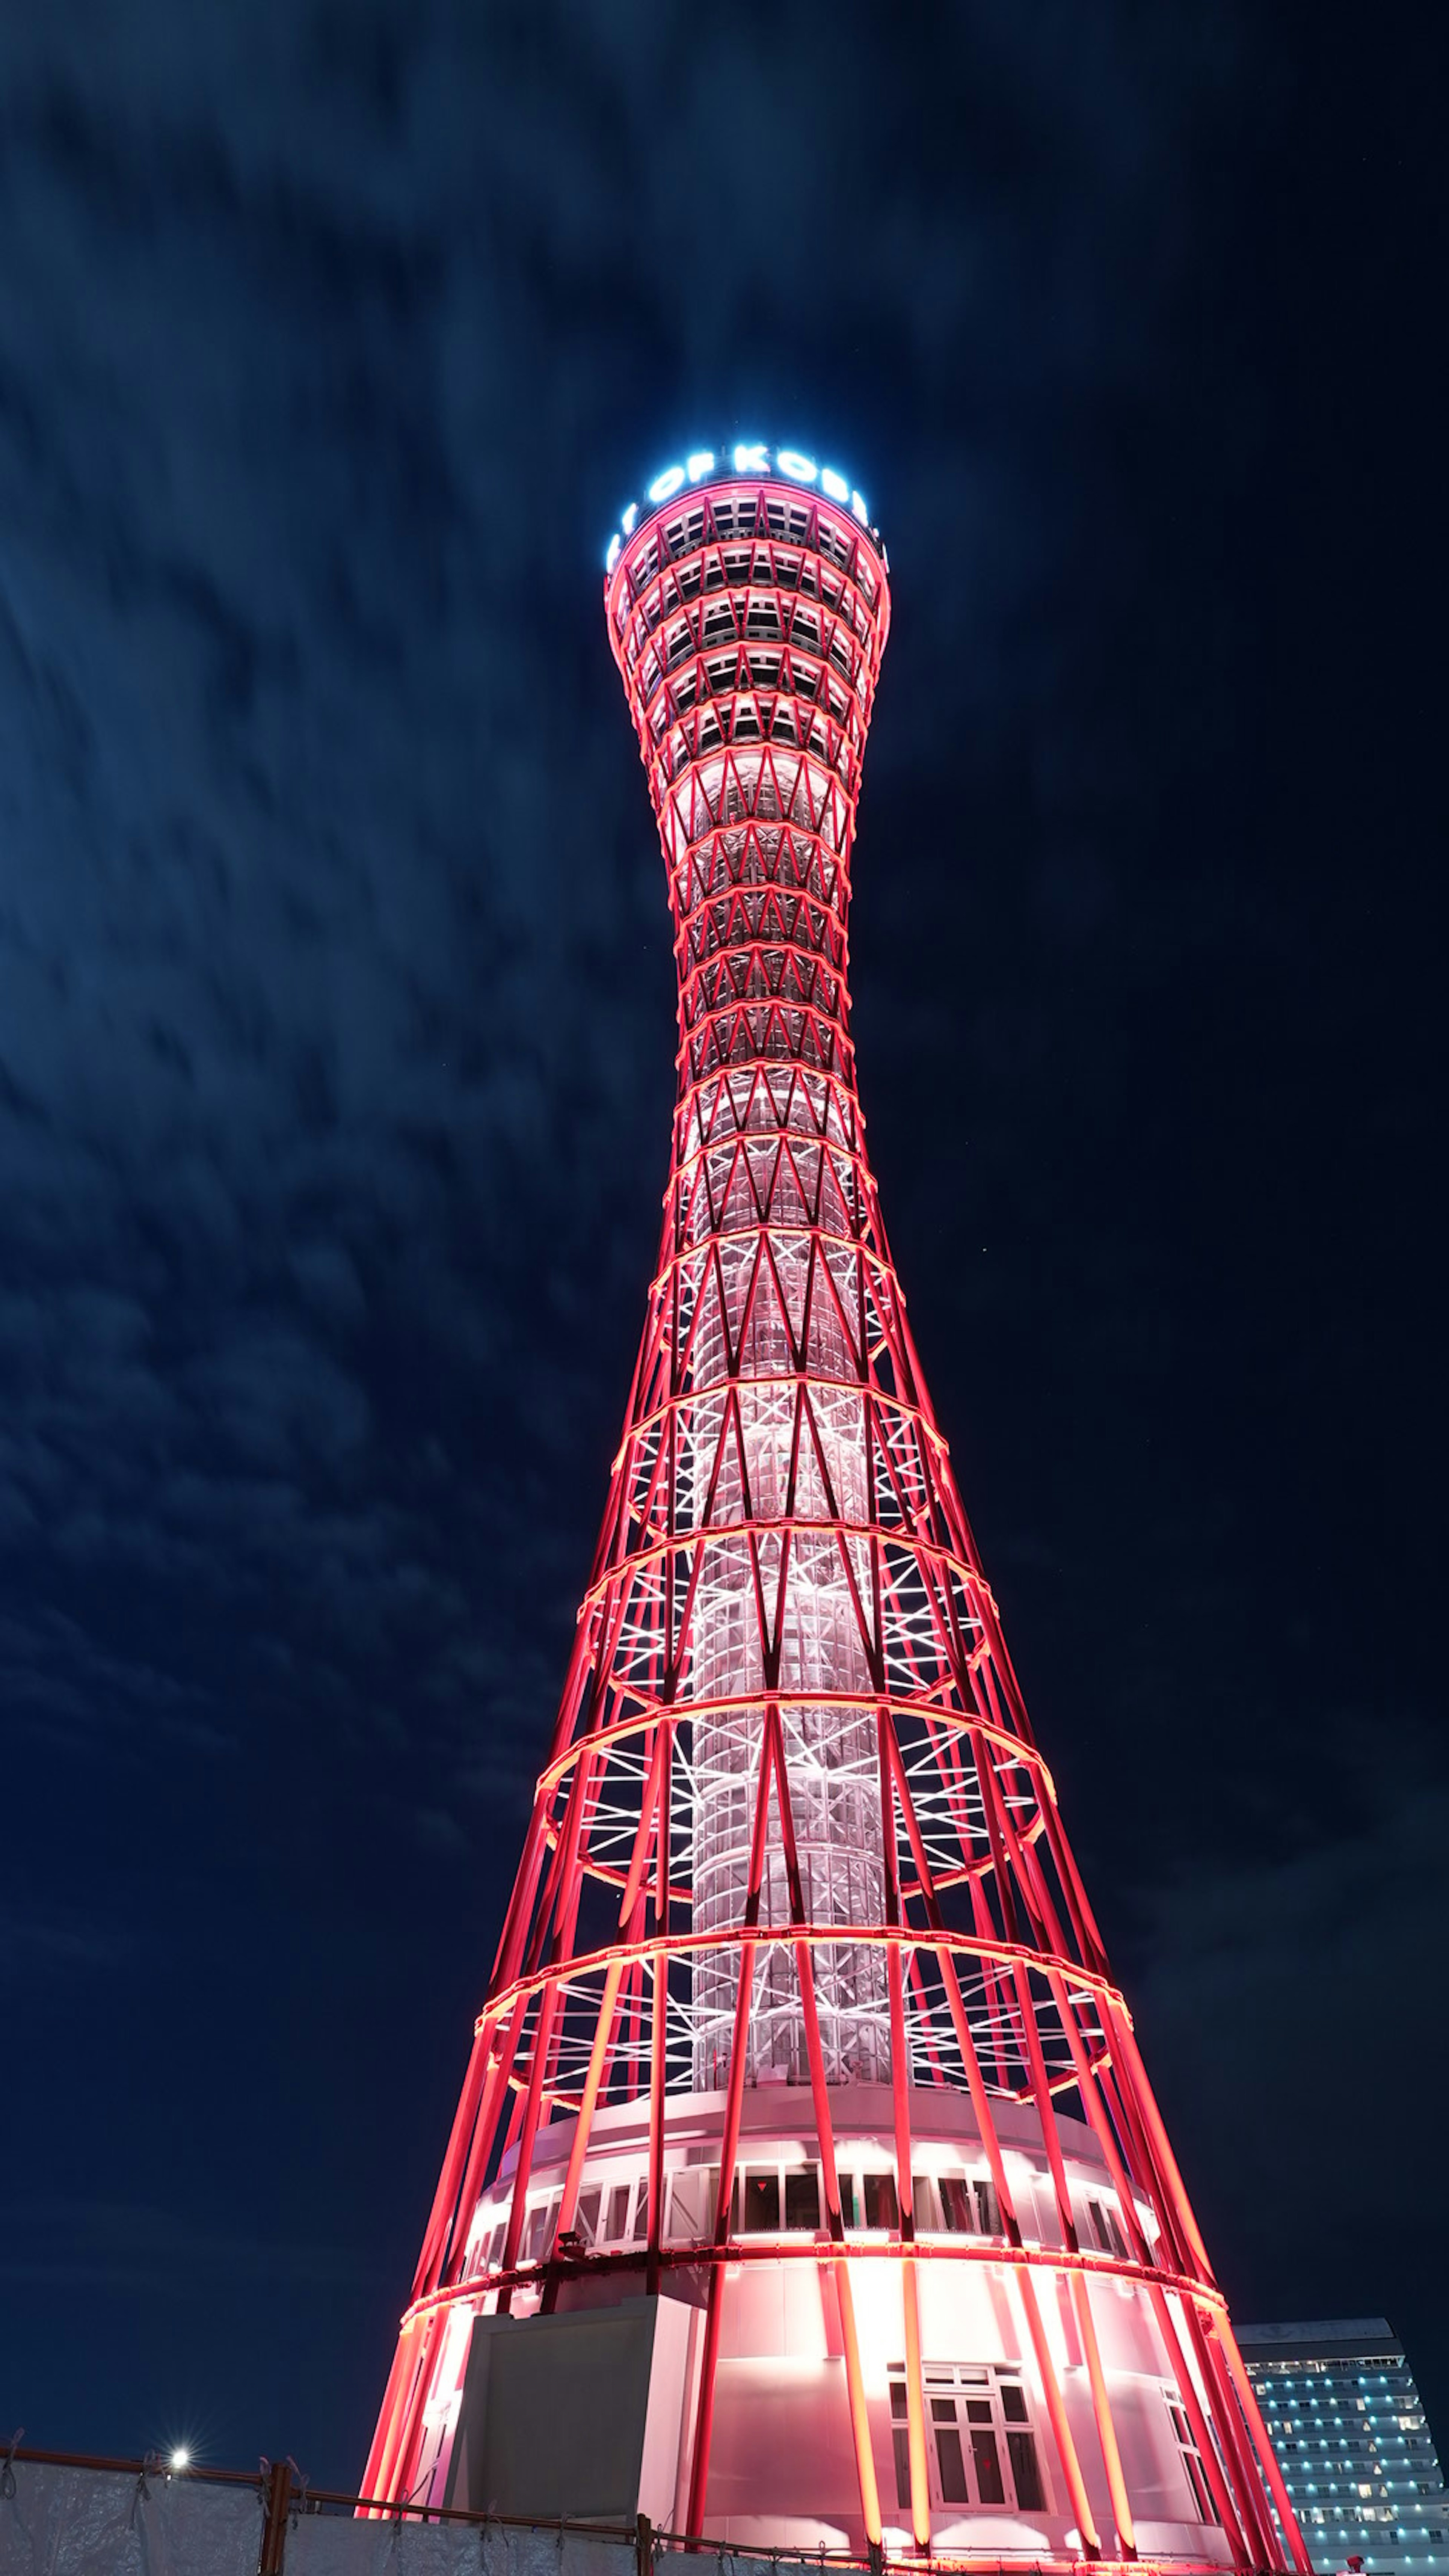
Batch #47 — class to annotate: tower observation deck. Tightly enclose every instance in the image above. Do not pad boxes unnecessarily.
[362,444,1309,2575]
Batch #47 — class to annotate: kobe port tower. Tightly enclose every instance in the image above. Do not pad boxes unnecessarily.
[362,441,1309,2576]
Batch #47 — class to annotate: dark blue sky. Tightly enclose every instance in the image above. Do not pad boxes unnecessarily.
[2,0,1445,2488]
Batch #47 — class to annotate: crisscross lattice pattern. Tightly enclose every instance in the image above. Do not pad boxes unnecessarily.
[361,474,1307,2576]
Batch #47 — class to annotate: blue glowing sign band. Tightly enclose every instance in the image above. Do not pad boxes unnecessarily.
[605,444,874,573]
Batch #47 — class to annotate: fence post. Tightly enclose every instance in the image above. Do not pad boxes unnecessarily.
[636,2512,654,2576]
[259,2459,294,2576]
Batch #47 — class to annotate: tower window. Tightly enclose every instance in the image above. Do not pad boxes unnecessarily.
[1167,2398,1220,2523]
[524,2197,558,2262]
[1003,2384,1046,2511]
[784,2166,821,2230]
[964,2399,1006,2504]
[933,2401,973,2505]
[1085,2196,1128,2258]
[863,2172,899,2230]
[741,2168,781,2230]
[889,2365,1048,2516]
[934,2173,1000,2235]
[665,2167,717,2242]
[940,2176,974,2233]
[890,2375,912,2510]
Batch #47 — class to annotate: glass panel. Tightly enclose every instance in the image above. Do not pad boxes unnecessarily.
[972,2427,1006,2505]
[667,2167,718,2242]
[931,2399,957,2423]
[1183,2452,1213,2522]
[893,2427,912,2511]
[965,2401,994,2424]
[940,2177,974,2233]
[839,2174,859,2229]
[1007,2429,1043,2511]
[1000,2383,1028,2424]
[1088,2201,1112,2252]
[972,2179,1000,2235]
[784,2168,820,2230]
[605,2182,632,2240]
[630,2179,648,2241]
[912,2176,936,2233]
[1105,2204,1129,2258]
[575,2187,601,2246]
[935,2425,970,2505]
[864,2173,899,2230]
[743,2170,781,2230]
[891,2380,909,2419]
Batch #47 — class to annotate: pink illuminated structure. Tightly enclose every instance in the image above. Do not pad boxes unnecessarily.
[363,448,1308,2573]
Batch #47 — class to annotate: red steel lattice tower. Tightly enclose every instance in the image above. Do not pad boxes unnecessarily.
[363,448,1308,2574]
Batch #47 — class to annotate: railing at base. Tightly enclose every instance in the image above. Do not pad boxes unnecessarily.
[0,2447,1243,2576]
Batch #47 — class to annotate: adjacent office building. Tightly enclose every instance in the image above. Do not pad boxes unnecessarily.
[1238,2322,1445,2574]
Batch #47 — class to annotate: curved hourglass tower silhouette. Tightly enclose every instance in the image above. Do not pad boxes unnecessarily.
[362,448,1307,2576]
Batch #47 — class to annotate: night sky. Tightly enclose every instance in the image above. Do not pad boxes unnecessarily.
[3,0,1446,2490]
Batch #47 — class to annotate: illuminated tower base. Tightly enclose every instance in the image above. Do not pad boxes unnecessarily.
[363,446,1308,2576]
[400,2087,1254,2563]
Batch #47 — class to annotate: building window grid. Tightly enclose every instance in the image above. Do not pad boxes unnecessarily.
[1247,2352,1446,2564]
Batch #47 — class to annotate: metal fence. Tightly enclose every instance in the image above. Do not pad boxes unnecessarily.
[0,2450,850,2576]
